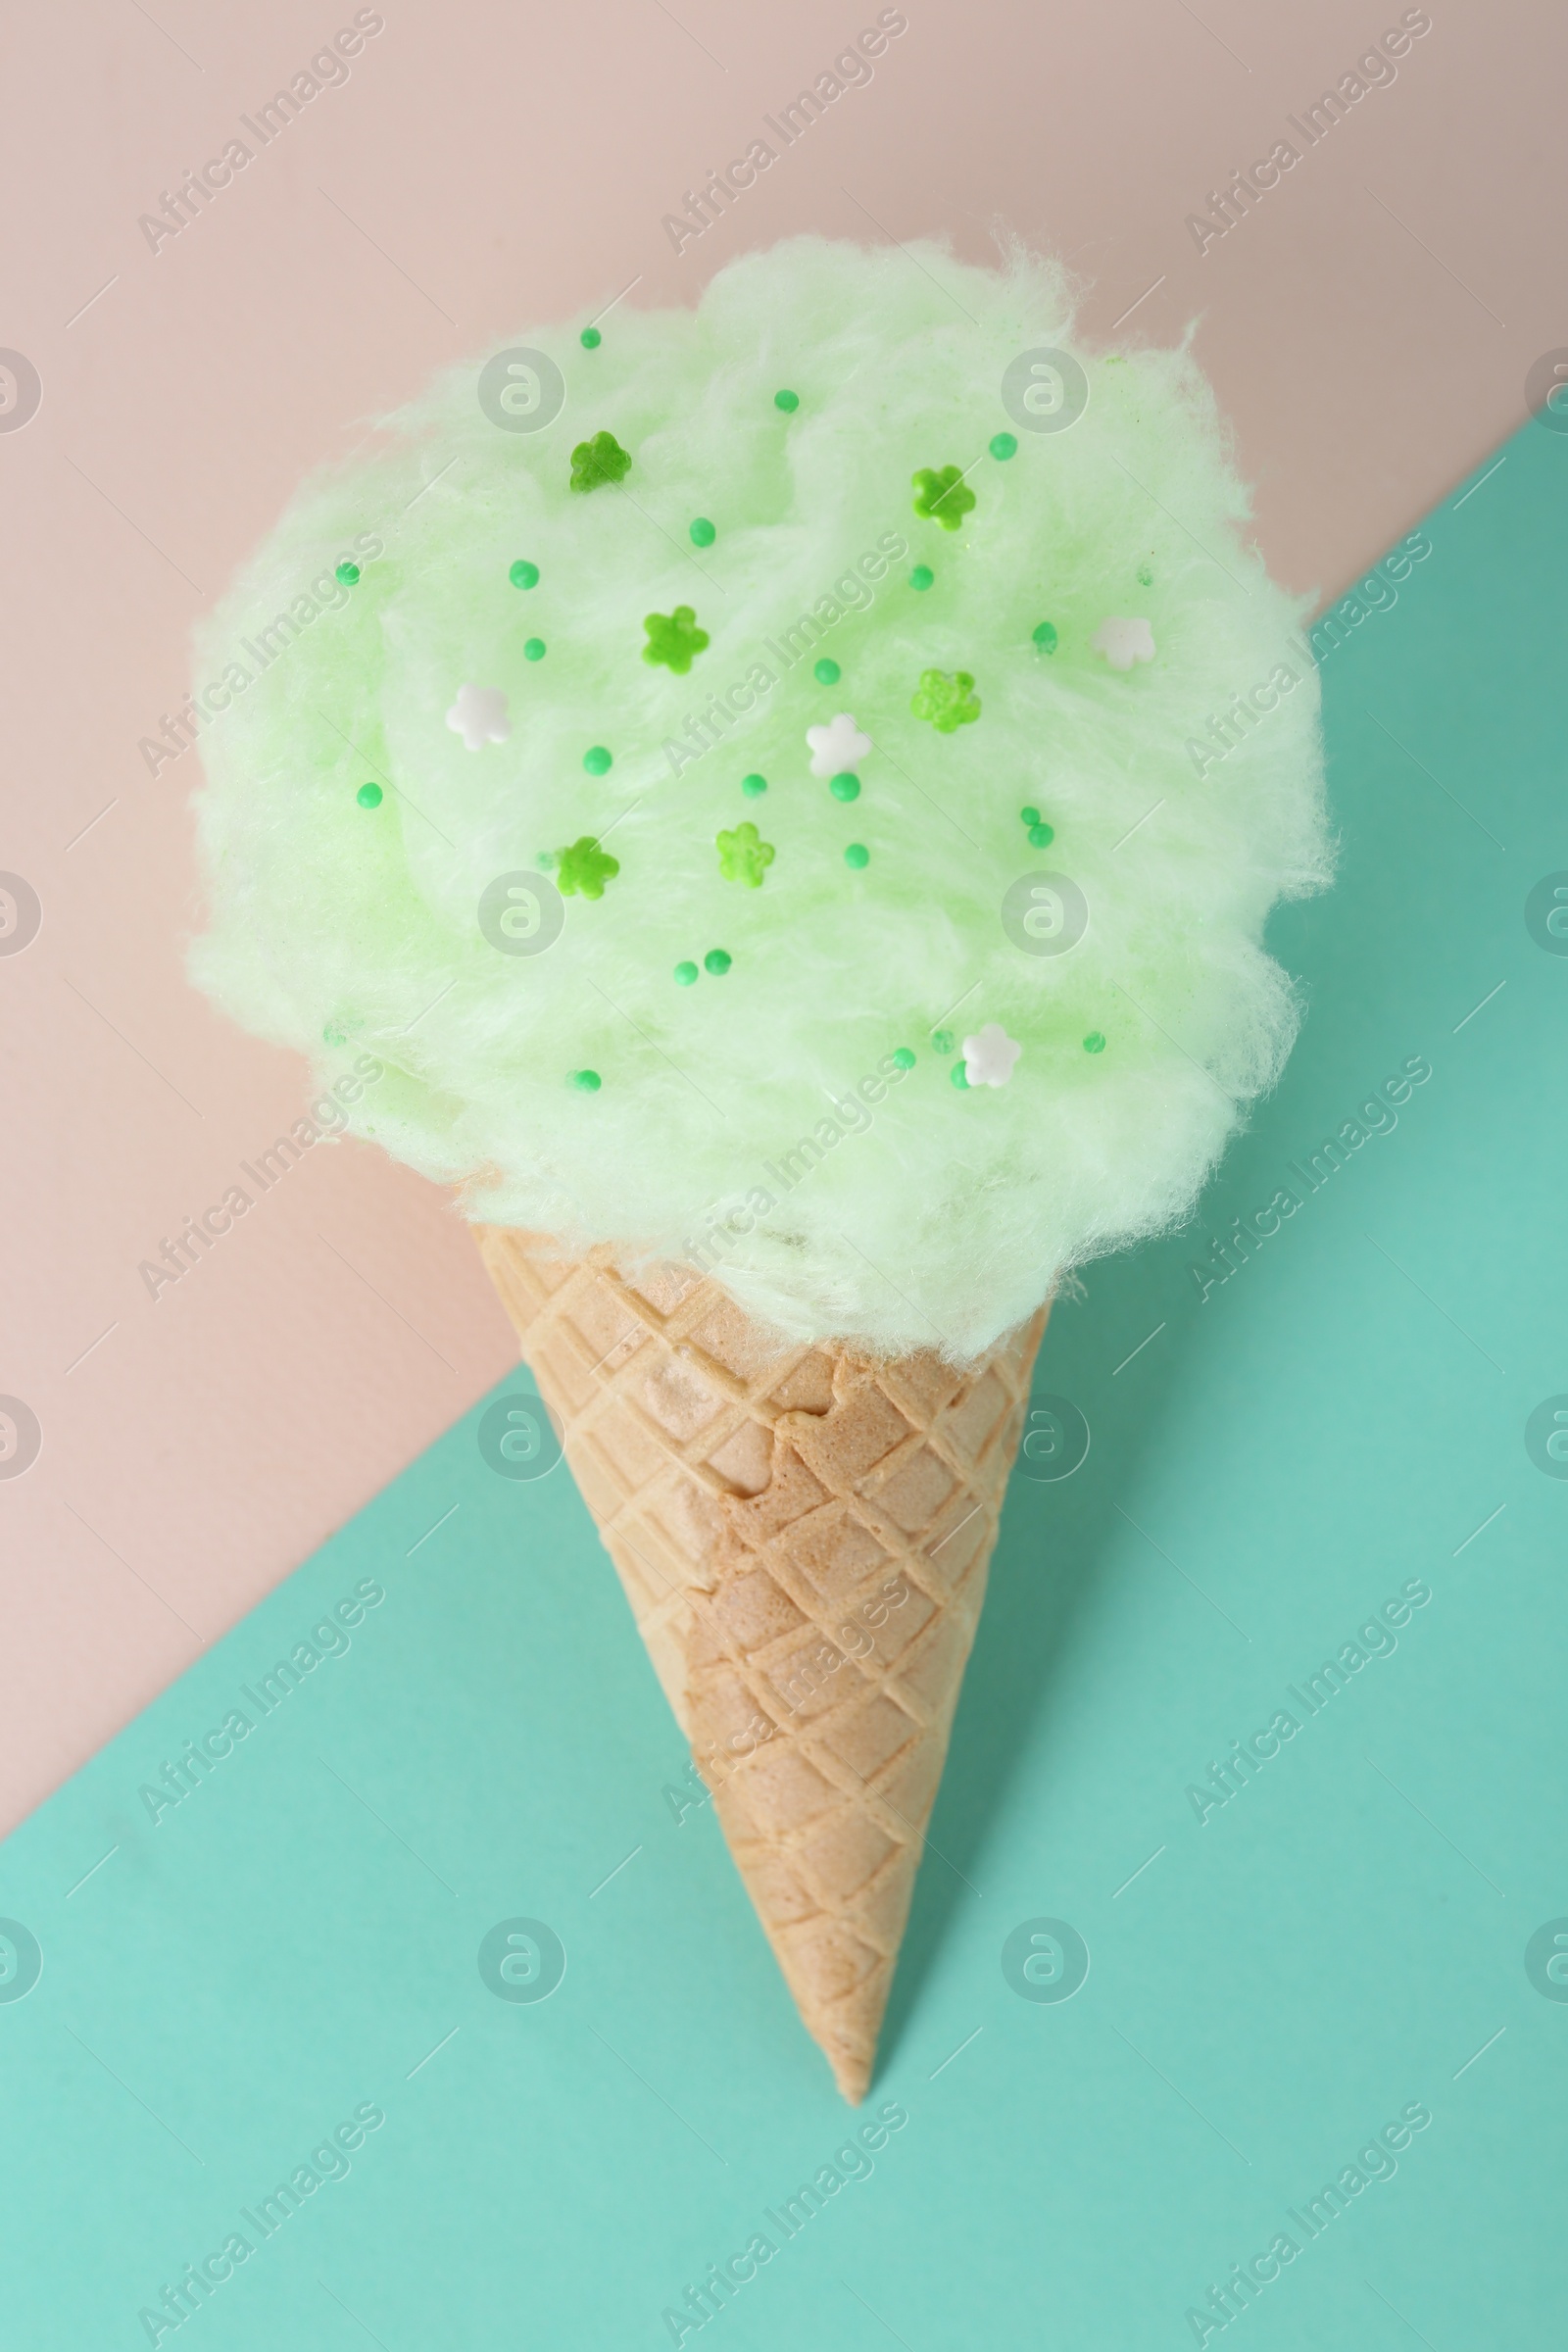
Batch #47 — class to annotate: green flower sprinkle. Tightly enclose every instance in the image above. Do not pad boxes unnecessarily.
[741,772,767,798]
[774,388,800,412]
[582,745,612,775]
[716,821,774,888]
[569,430,630,492]
[523,637,546,662]
[911,464,975,532]
[571,1068,602,1091]
[336,561,361,586]
[911,668,981,732]
[644,606,710,674]
[555,837,619,899]
[580,325,602,349]
[356,782,382,808]
[510,559,540,590]
[689,516,716,548]
[891,1048,916,1070]
[1032,621,1058,654]
[674,960,699,986]
[704,949,732,975]
[1083,1031,1106,1054]
[829,771,860,803]
[989,432,1018,461]
[844,843,869,869]
[909,564,934,591]
[950,1059,969,1089]
[814,657,841,685]
[931,1029,955,1054]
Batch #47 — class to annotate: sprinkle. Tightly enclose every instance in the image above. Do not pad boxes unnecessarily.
[510,559,540,589]
[807,711,871,776]
[911,465,975,532]
[951,1060,969,1089]
[1032,621,1058,653]
[814,657,841,685]
[909,564,934,591]
[1137,564,1153,587]
[446,683,510,750]
[931,1029,955,1054]
[555,837,619,899]
[537,851,557,870]
[571,1068,602,1091]
[523,637,546,662]
[704,949,732,975]
[716,821,774,888]
[891,1048,915,1070]
[829,771,860,803]
[674,960,699,986]
[322,1023,346,1047]
[1028,821,1054,847]
[689,516,716,548]
[582,745,613,775]
[335,561,361,586]
[356,782,382,808]
[741,772,767,798]
[644,606,709,674]
[844,843,869,869]
[1083,1031,1106,1054]
[962,1023,1022,1088]
[569,430,630,492]
[774,388,800,412]
[580,325,602,349]
[1019,805,1040,827]
[910,668,980,733]
[1092,615,1156,670]
[989,432,1018,461]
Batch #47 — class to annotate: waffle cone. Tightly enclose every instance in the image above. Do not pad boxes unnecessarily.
[475,1227,1047,2102]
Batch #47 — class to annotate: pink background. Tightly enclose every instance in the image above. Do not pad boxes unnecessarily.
[3,0,1562,1837]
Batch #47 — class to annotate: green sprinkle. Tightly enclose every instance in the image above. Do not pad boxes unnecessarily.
[911,464,975,532]
[689,515,716,548]
[829,771,860,803]
[911,668,980,732]
[950,1059,969,1089]
[555,837,618,899]
[704,949,732,975]
[931,1029,955,1054]
[674,960,699,986]
[510,559,540,590]
[844,843,869,869]
[571,1068,602,1092]
[1032,621,1058,654]
[909,564,934,591]
[322,1022,346,1047]
[741,772,767,798]
[580,325,602,349]
[1083,1031,1106,1054]
[644,606,709,674]
[1028,821,1054,848]
[335,561,361,586]
[569,430,630,492]
[1020,805,1040,827]
[536,851,557,870]
[990,432,1018,461]
[891,1048,915,1071]
[1137,564,1153,587]
[583,745,612,775]
[814,657,841,686]
[774,388,800,412]
[716,821,774,888]
[356,782,382,808]
[523,637,546,662]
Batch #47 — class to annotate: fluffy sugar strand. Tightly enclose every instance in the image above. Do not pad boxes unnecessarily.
[189,235,1331,1358]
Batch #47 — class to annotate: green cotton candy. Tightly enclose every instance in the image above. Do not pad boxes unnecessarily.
[187,236,1331,1362]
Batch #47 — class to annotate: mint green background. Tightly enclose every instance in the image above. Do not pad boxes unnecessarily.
[5,419,1566,2349]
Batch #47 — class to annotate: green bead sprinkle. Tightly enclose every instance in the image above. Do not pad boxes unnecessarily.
[1019,805,1040,827]
[1137,564,1153,587]
[950,1059,969,1089]
[704,949,732,975]
[891,1048,915,1071]
[931,1030,955,1055]
[674,960,699,986]
[523,637,546,662]
[814,658,841,686]
[356,782,382,808]
[989,432,1018,461]
[571,1068,602,1092]
[537,851,556,870]
[829,771,860,803]
[580,325,602,349]
[335,561,361,586]
[741,772,767,798]
[510,559,540,590]
[844,843,869,869]
[774,388,800,412]
[1032,621,1058,654]
[909,564,934,591]
[689,516,716,548]
[1028,821,1054,848]
[583,745,612,775]
[1083,1031,1106,1054]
